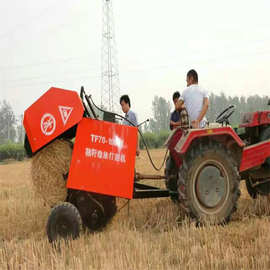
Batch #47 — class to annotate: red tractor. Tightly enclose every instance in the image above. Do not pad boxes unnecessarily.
[165,102,270,223]
[24,87,270,242]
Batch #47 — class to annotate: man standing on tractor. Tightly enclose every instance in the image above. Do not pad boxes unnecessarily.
[177,69,209,128]
[120,95,140,156]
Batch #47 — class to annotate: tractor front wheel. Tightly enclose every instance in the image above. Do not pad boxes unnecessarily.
[46,202,82,243]
[178,142,240,225]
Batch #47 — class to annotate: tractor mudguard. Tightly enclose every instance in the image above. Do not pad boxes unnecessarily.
[67,118,138,199]
[240,139,270,172]
[23,87,84,153]
[240,111,270,128]
[171,126,244,155]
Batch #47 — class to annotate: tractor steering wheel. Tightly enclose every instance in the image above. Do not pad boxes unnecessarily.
[216,105,235,125]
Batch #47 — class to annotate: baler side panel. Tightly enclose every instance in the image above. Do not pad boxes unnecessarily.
[23,87,84,153]
[240,140,270,172]
[67,118,138,199]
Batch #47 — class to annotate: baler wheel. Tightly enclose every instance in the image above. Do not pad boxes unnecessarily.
[68,191,117,231]
[178,142,240,225]
[46,202,82,243]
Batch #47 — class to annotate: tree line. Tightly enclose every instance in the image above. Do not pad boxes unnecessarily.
[0,93,269,145]
[144,93,270,134]
[0,100,24,144]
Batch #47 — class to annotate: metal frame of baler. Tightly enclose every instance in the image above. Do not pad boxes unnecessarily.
[133,182,170,199]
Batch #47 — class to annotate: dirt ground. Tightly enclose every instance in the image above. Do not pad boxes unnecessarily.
[1,149,270,269]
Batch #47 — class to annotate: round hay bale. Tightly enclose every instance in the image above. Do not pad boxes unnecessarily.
[31,139,73,207]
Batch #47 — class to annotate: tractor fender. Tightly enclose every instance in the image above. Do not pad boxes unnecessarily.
[239,111,270,128]
[240,139,270,172]
[23,87,84,154]
[173,126,245,155]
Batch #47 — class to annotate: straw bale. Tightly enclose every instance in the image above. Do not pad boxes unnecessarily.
[31,139,73,207]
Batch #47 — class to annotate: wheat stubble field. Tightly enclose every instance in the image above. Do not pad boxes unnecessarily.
[1,149,270,270]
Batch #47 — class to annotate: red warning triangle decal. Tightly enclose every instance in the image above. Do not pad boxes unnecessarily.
[58,106,73,126]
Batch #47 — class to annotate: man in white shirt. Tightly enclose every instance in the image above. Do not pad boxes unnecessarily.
[177,69,209,128]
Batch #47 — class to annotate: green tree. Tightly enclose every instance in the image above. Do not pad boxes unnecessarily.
[206,93,270,125]
[16,114,25,144]
[0,100,17,144]
[149,96,171,133]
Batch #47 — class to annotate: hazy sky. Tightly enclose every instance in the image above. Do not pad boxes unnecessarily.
[1,0,270,122]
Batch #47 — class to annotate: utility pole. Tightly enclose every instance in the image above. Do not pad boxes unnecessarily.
[101,0,120,113]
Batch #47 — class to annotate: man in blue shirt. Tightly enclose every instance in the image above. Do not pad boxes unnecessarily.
[120,95,140,156]
[170,91,181,130]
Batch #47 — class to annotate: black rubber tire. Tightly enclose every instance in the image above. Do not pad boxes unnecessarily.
[260,126,270,167]
[178,142,240,225]
[95,194,117,224]
[165,156,178,191]
[46,202,82,243]
[165,155,179,202]
[68,191,117,231]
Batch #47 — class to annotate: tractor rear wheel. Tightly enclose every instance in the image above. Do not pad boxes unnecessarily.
[46,202,82,243]
[178,142,240,225]
[165,155,179,202]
